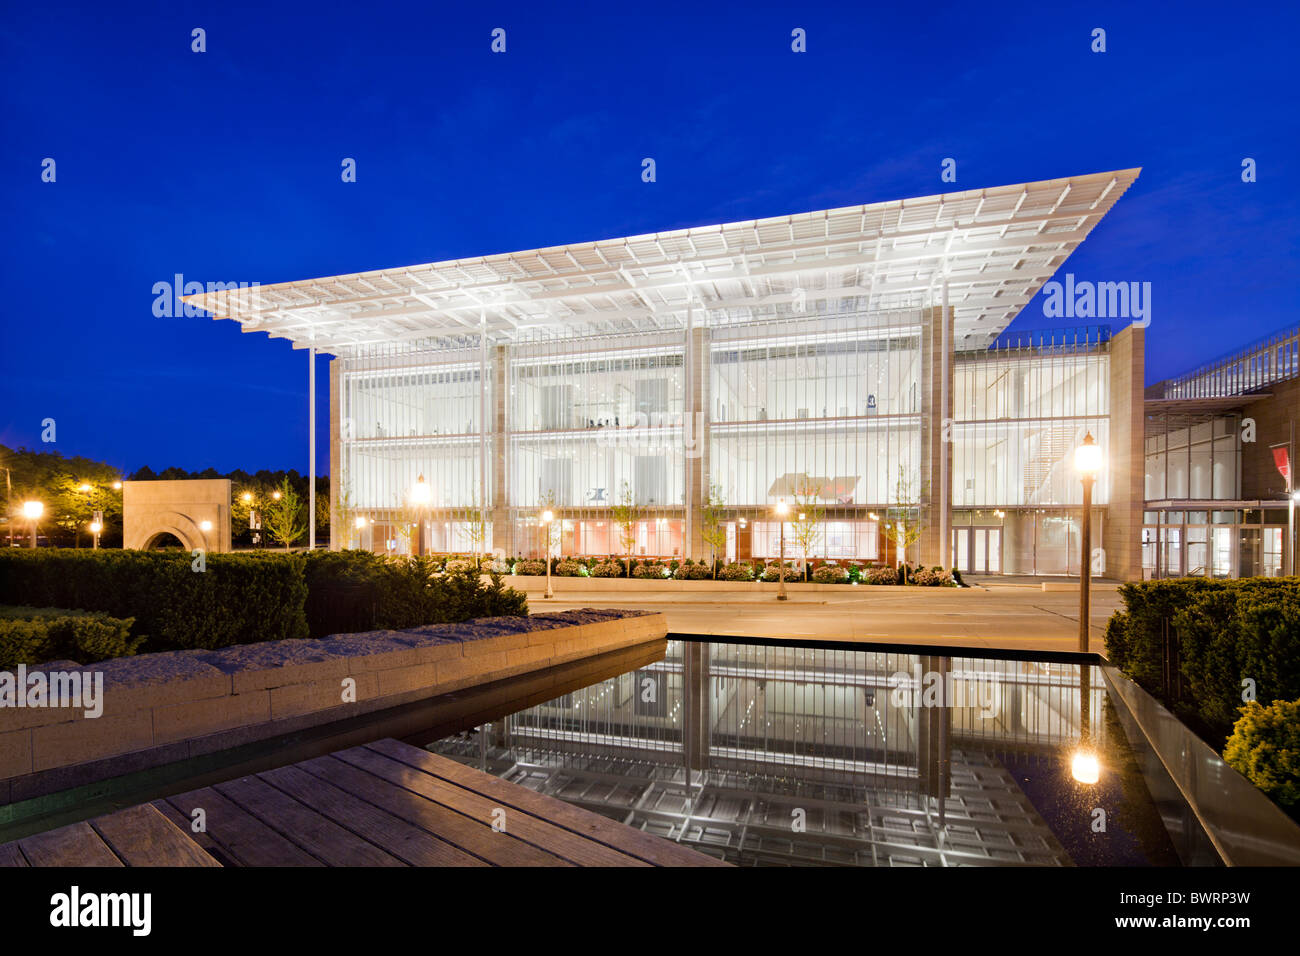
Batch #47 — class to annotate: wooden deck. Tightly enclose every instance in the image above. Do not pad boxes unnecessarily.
[0,739,728,868]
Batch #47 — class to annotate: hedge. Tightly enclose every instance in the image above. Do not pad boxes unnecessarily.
[1105,577,1300,740]
[0,550,528,655]
[0,606,140,669]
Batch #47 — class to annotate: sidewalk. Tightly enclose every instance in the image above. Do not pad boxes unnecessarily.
[521,581,1122,656]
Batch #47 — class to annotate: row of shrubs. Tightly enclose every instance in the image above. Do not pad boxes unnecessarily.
[1104,577,1300,808]
[1104,577,1300,738]
[508,556,960,586]
[0,550,527,663]
[0,606,142,669]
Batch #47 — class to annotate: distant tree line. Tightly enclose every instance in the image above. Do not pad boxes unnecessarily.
[1,444,329,549]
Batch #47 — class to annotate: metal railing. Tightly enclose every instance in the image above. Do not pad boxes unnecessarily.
[1160,324,1300,399]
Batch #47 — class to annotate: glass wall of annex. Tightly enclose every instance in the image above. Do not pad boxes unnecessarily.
[950,330,1110,576]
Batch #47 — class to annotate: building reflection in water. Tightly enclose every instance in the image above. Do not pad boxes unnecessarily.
[430,640,1174,866]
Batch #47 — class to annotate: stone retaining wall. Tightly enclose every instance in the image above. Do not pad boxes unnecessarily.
[0,609,666,805]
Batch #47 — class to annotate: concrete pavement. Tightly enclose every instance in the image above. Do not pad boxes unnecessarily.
[522,577,1123,656]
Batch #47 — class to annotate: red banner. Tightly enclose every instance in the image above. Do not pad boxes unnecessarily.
[1273,445,1291,485]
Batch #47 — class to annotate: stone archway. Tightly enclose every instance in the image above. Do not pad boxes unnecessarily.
[123,479,231,552]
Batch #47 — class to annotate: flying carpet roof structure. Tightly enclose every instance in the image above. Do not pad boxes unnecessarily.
[186,167,1141,355]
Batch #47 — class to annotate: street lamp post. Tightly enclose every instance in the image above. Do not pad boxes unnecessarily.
[410,474,431,557]
[89,519,102,549]
[22,500,43,549]
[1074,432,1103,653]
[541,509,554,599]
[774,499,789,601]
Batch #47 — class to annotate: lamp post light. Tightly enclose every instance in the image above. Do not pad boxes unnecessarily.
[22,500,43,549]
[1074,432,1103,653]
[410,474,432,557]
[354,514,368,551]
[541,509,555,599]
[89,521,102,550]
[774,498,790,601]
[1289,488,1299,577]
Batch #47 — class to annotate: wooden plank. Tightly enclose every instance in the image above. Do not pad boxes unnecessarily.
[17,821,124,867]
[215,774,404,867]
[0,842,29,866]
[89,804,219,868]
[257,764,487,867]
[336,745,649,867]
[368,739,730,867]
[161,789,323,867]
[297,754,572,867]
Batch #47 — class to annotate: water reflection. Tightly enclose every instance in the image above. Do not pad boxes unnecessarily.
[430,640,1180,867]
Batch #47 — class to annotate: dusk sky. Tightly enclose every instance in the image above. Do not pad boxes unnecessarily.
[3,1,1297,477]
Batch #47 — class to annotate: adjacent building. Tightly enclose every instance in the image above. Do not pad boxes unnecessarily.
[189,168,1297,579]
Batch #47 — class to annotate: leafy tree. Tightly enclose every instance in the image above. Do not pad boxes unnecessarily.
[264,478,307,550]
[700,483,728,579]
[886,464,928,573]
[790,476,826,582]
[610,480,641,575]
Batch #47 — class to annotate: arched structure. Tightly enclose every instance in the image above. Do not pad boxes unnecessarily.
[123,479,231,553]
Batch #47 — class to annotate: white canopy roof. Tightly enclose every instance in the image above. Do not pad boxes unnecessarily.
[186,168,1141,354]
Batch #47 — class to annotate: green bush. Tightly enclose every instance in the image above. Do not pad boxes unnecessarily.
[0,606,140,668]
[511,559,547,576]
[590,560,622,578]
[865,565,899,585]
[1105,577,1300,740]
[812,565,848,584]
[0,549,306,652]
[633,563,668,579]
[554,559,584,577]
[1224,698,1300,808]
[675,561,712,580]
[719,562,754,581]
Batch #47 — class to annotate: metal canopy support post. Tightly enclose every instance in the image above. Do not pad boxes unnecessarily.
[309,345,316,551]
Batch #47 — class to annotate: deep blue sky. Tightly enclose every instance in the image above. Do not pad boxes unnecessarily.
[3,0,1297,477]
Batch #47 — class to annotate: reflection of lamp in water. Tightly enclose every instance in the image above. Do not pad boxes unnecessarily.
[1071,749,1101,785]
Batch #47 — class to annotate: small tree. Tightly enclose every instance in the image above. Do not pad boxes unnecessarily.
[790,477,826,582]
[333,480,357,548]
[611,480,641,576]
[700,483,728,579]
[886,464,928,575]
[264,478,307,551]
[459,483,489,568]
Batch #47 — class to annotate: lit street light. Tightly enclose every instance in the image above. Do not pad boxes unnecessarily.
[22,500,43,549]
[1074,432,1103,653]
[89,520,102,549]
[774,498,790,601]
[541,509,555,599]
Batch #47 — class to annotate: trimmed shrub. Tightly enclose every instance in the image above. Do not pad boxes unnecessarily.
[0,549,307,652]
[759,563,795,582]
[554,559,584,577]
[633,563,668,579]
[444,559,475,574]
[1224,698,1300,808]
[590,561,622,578]
[0,606,140,669]
[914,567,954,586]
[1106,577,1300,741]
[512,559,547,576]
[812,565,848,584]
[865,565,899,585]
[675,562,712,580]
[719,562,754,582]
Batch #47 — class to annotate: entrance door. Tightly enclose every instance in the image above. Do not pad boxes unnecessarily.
[952,528,1001,573]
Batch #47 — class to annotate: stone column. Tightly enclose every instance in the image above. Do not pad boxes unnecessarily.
[684,322,708,561]
[329,358,341,550]
[491,345,511,558]
[1104,325,1146,581]
[917,305,954,567]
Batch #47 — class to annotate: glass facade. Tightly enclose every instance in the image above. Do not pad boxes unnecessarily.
[334,314,1122,573]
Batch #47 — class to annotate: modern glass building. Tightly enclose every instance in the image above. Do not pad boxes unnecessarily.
[192,168,1183,579]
